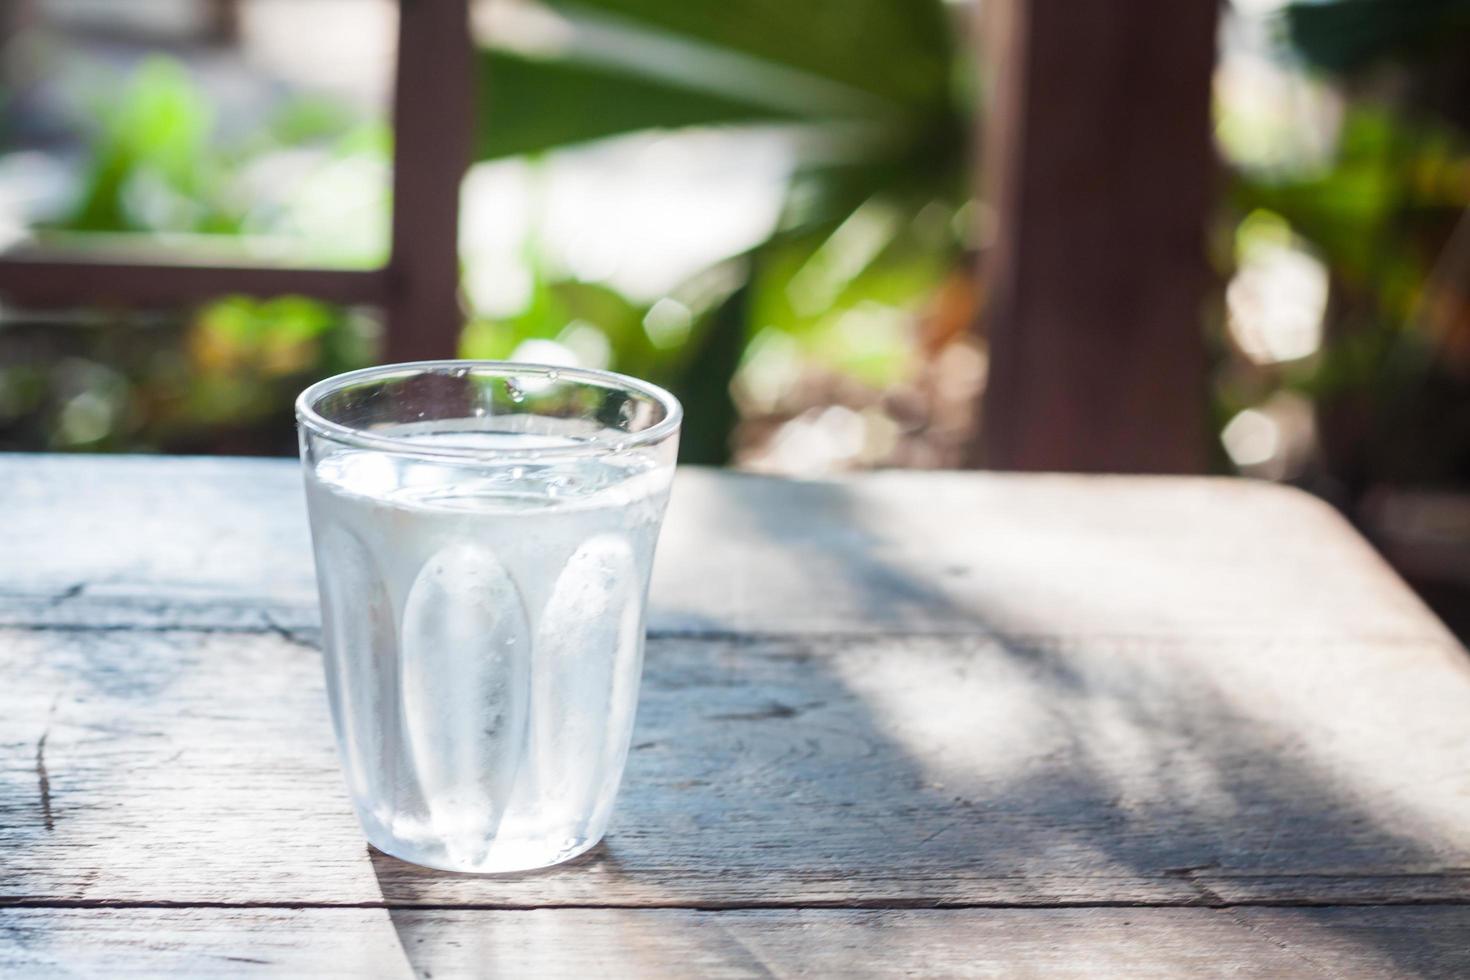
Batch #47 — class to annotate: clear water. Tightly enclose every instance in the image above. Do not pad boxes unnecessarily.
[304,429,672,872]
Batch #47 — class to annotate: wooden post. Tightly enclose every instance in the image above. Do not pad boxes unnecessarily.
[0,0,35,81]
[0,0,473,362]
[203,0,241,47]
[971,0,1218,474]
[384,0,474,363]
[0,259,385,308]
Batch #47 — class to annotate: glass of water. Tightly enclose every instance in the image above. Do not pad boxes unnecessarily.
[295,361,680,873]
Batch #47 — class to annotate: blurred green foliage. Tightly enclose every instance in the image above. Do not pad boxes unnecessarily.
[472,0,971,462]
[1221,0,1470,490]
[1284,0,1470,76]
[0,298,375,453]
[0,56,382,454]
[6,0,972,459]
[65,59,237,234]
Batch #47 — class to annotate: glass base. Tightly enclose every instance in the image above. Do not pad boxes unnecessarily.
[365,825,605,874]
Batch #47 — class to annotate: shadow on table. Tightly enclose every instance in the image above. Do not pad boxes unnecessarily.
[688,475,1467,968]
[365,473,1469,975]
[371,847,803,976]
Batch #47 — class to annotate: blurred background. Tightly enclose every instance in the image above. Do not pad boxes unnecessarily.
[0,0,1468,632]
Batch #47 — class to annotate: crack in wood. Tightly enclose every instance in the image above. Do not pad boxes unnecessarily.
[1,616,1452,654]
[260,613,321,651]
[33,695,59,833]
[45,583,86,607]
[34,731,53,832]
[1163,863,1221,877]
[1173,866,1340,976]
[707,701,826,723]
[3,897,1469,912]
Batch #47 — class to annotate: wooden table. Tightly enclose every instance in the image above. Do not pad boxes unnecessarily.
[3,455,1469,976]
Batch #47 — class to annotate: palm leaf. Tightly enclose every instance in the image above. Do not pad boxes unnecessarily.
[475,49,805,160]
[1285,0,1470,73]
[544,0,954,108]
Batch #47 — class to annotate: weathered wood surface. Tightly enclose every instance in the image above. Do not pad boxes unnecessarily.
[2,454,1468,975]
[4,627,1470,907]
[0,455,1443,641]
[5,908,1470,978]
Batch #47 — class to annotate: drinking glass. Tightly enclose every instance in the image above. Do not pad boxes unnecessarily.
[295,361,680,873]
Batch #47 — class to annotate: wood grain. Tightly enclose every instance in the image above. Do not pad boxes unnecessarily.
[4,907,1469,978]
[0,456,1446,642]
[3,454,1466,974]
[3,627,1468,907]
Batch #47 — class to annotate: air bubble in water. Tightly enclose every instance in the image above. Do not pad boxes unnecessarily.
[506,380,525,403]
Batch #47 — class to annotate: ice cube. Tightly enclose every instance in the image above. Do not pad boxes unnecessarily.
[400,541,530,867]
[528,533,640,830]
[315,523,402,824]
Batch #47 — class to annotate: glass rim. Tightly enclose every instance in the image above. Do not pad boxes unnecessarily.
[295,359,683,462]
